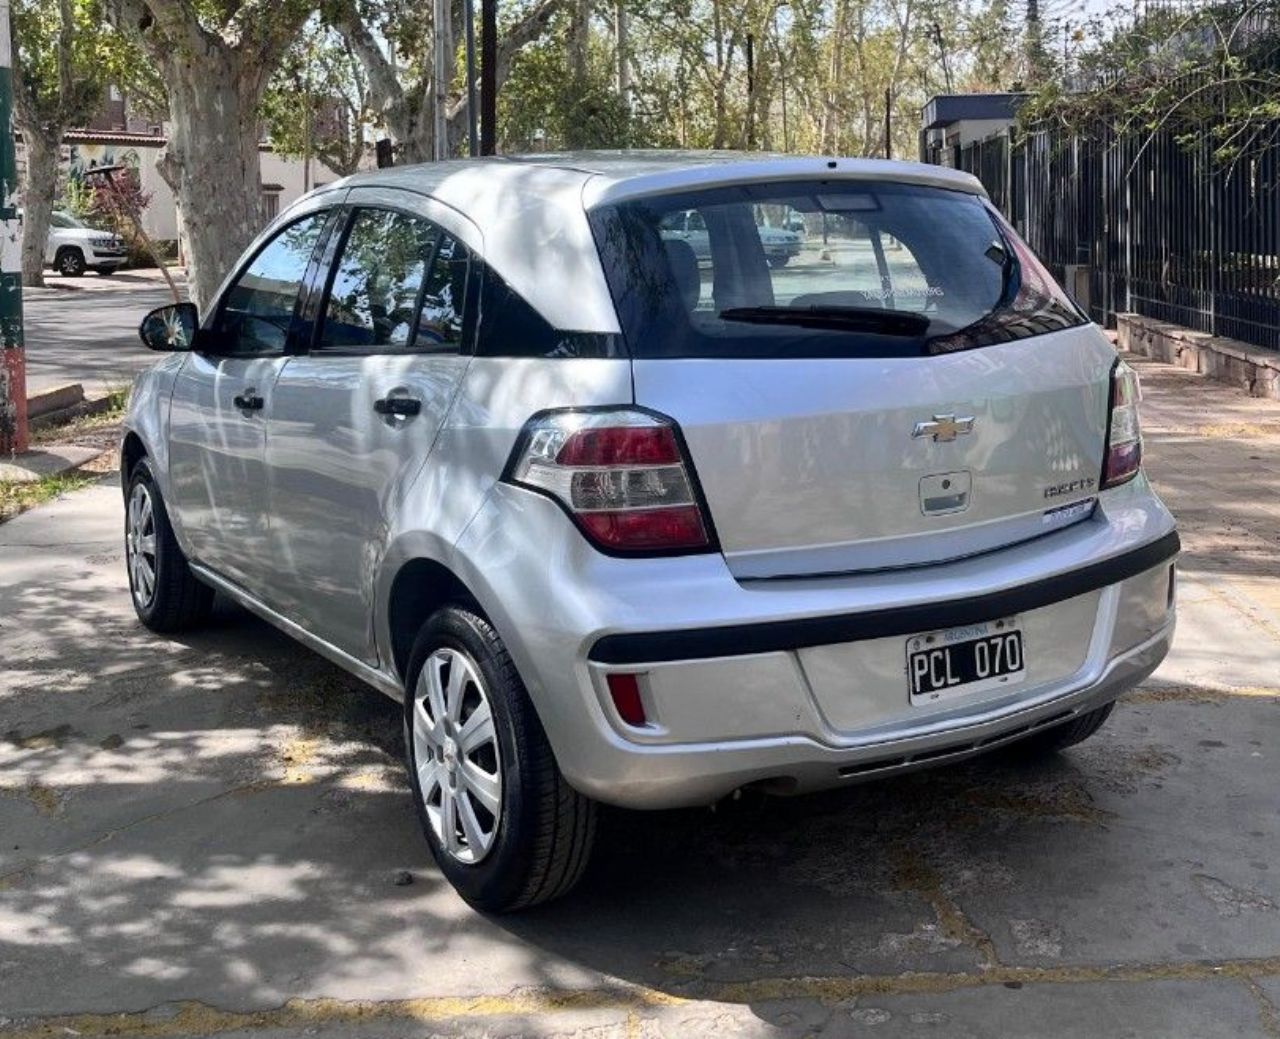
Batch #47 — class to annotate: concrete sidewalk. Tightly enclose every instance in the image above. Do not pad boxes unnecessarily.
[1,353,1279,1037]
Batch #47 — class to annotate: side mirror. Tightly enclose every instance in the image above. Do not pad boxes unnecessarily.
[139,302,198,352]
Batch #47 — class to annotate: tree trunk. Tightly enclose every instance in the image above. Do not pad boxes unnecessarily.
[568,0,590,86]
[159,55,266,312]
[614,0,629,105]
[18,131,56,288]
[822,0,849,153]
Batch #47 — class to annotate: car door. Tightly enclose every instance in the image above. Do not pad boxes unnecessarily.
[166,208,335,593]
[264,189,479,664]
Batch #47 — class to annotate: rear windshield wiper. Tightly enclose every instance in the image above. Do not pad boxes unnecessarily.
[717,305,929,336]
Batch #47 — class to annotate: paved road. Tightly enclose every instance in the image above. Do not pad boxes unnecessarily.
[2,355,1279,1036]
[20,270,184,398]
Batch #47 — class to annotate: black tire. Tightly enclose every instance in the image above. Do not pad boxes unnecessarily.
[767,255,790,269]
[403,606,596,912]
[124,457,214,633]
[94,266,117,276]
[56,247,86,277]
[1011,702,1115,756]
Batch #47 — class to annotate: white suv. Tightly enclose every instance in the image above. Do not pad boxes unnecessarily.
[45,211,127,276]
[123,153,1178,911]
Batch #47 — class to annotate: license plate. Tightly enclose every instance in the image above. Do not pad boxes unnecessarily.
[906,619,1025,705]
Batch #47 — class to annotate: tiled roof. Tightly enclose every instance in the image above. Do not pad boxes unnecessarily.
[63,129,167,146]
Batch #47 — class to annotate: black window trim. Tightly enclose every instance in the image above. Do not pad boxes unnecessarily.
[304,202,476,359]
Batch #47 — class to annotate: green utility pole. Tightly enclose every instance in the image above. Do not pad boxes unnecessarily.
[0,0,26,455]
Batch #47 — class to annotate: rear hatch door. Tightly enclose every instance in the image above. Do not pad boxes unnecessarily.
[590,176,1112,579]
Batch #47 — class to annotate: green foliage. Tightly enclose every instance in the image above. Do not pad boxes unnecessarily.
[263,19,371,176]
[499,0,1026,156]
[500,26,644,149]
[12,0,106,131]
[60,176,94,220]
[1017,1,1280,166]
[300,0,1029,161]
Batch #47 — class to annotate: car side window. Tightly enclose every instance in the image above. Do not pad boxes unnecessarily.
[414,233,469,352]
[214,213,328,356]
[317,209,439,352]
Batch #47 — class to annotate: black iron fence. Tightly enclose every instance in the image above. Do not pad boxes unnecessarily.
[952,120,1280,352]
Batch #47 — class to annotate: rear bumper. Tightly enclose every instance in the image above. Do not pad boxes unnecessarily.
[453,476,1178,810]
[579,618,1173,808]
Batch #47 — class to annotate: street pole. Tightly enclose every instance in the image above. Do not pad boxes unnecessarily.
[480,0,496,155]
[302,40,313,192]
[432,0,450,160]
[775,4,789,152]
[0,0,26,456]
[463,0,479,157]
[884,86,892,160]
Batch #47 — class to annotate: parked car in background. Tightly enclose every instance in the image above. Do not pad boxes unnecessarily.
[46,211,127,276]
[122,152,1178,913]
[660,207,803,267]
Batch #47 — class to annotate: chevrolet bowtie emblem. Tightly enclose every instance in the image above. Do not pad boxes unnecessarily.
[911,414,975,443]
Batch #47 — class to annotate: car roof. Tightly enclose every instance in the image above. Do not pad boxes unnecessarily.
[316,151,987,335]
[338,150,987,204]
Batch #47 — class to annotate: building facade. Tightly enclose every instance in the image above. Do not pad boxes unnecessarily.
[18,128,339,247]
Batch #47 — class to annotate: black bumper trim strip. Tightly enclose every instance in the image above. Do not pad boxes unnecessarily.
[588,530,1180,665]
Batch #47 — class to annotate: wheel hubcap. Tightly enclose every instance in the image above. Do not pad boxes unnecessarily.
[126,483,157,609]
[412,647,502,864]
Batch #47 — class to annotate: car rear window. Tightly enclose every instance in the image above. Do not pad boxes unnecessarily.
[588,180,1084,359]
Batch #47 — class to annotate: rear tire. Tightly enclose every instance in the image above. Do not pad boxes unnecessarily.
[56,247,86,277]
[125,457,214,633]
[1012,702,1115,756]
[404,605,596,911]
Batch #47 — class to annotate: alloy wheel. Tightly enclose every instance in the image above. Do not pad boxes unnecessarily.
[412,647,502,864]
[126,482,157,609]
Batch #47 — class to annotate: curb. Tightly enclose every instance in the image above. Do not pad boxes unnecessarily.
[28,383,85,421]
[0,443,109,484]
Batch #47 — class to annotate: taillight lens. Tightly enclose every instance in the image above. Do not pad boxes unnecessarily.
[508,410,713,553]
[1102,360,1142,488]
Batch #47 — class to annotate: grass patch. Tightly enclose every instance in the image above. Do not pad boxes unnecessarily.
[0,470,98,524]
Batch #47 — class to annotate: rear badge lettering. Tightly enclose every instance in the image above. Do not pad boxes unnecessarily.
[1043,477,1096,500]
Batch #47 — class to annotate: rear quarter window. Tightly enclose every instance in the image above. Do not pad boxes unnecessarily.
[474,264,626,359]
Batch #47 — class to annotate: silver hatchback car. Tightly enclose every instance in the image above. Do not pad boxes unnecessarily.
[124,152,1178,911]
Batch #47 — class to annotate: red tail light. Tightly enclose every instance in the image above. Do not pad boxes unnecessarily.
[507,409,714,554]
[1102,360,1142,488]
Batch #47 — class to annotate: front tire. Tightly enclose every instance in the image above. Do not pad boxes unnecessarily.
[404,606,596,911]
[56,247,86,277]
[125,458,214,632]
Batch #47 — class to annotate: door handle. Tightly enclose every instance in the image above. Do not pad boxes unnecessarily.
[233,391,264,411]
[374,396,422,417]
